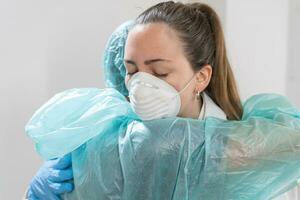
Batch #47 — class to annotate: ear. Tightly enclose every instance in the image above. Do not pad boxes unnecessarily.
[195,64,212,92]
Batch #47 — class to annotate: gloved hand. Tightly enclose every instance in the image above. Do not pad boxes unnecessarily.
[27,153,74,200]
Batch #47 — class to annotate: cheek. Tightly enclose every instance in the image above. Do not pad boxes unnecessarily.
[160,78,181,94]
[166,76,193,94]
[164,74,182,91]
[170,82,181,92]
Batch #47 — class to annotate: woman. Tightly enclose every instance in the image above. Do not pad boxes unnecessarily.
[25,1,299,199]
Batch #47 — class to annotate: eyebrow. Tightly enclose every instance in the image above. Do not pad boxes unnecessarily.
[124,58,171,67]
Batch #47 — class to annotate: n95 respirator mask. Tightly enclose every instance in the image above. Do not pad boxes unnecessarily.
[125,71,195,121]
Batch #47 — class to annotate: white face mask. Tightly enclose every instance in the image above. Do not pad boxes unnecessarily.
[125,72,195,121]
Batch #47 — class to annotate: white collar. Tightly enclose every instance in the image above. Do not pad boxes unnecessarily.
[198,92,227,120]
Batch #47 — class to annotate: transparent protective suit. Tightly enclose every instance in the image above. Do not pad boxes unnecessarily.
[25,88,300,200]
[25,20,300,200]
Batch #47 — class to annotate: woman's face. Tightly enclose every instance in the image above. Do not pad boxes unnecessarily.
[124,22,210,118]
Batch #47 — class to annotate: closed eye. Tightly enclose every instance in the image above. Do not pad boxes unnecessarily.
[154,73,168,77]
[126,72,136,76]
[126,71,168,78]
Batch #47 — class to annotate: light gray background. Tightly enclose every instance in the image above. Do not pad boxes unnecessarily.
[0,0,299,199]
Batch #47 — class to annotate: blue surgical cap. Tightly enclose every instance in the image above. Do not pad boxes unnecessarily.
[102,20,134,97]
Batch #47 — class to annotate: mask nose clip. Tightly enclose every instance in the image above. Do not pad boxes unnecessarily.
[133,80,159,89]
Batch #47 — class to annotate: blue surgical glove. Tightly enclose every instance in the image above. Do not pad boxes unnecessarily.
[27,153,74,200]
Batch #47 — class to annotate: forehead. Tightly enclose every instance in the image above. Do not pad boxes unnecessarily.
[125,23,184,59]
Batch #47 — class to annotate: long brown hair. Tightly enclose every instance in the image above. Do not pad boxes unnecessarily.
[132,1,243,120]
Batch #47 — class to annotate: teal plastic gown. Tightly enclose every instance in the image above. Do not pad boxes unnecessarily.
[25,21,300,199]
[25,88,300,200]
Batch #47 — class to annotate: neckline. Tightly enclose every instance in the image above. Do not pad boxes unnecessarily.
[198,92,206,120]
[198,92,227,120]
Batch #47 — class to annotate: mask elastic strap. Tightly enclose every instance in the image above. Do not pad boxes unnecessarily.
[178,74,196,95]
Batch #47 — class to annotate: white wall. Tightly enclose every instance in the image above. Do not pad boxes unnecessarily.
[0,0,299,199]
[287,0,300,107]
[225,0,289,101]
[0,1,48,199]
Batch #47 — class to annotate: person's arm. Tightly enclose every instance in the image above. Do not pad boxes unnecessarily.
[221,93,300,171]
